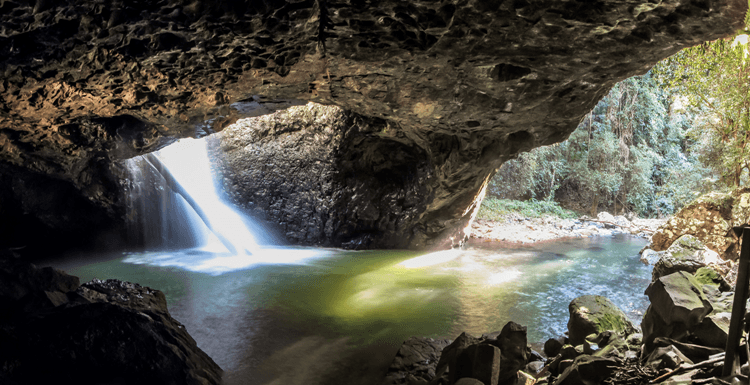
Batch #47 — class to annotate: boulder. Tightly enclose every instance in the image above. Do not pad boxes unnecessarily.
[455,344,502,385]
[693,267,732,292]
[544,337,567,358]
[385,336,452,385]
[640,249,664,266]
[553,355,620,385]
[652,235,722,281]
[650,192,734,257]
[691,313,731,349]
[493,322,529,383]
[567,295,637,346]
[436,332,482,384]
[644,271,712,330]
[641,271,713,352]
[0,261,222,385]
[650,189,750,262]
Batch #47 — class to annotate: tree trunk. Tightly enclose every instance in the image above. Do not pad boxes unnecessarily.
[590,193,599,217]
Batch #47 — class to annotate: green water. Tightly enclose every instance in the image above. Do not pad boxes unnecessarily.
[47,234,649,385]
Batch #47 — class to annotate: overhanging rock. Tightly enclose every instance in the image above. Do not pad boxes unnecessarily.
[0,0,745,249]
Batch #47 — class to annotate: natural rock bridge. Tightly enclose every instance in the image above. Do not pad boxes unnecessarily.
[0,0,745,251]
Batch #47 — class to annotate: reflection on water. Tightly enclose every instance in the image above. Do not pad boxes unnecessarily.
[48,234,649,385]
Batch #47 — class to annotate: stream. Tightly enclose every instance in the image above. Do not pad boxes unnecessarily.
[45,234,649,385]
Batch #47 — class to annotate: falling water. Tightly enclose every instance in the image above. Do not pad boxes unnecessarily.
[123,137,327,274]
[125,137,265,253]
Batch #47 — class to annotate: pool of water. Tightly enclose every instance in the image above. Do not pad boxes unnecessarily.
[45,234,649,385]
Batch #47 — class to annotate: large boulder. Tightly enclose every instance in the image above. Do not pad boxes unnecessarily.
[0,0,745,251]
[0,260,222,385]
[567,295,637,346]
[651,235,723,281]
[641,271,713,352]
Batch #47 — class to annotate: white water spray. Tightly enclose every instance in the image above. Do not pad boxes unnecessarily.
[153,138,262,254]
[125,137,327,274]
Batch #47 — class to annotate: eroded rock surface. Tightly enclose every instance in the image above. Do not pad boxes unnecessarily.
[0,0,746,249]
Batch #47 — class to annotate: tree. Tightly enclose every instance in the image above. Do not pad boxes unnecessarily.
[658,32,750,187]
[488,71,715,217]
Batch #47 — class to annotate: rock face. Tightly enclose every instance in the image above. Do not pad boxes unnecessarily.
[0,0,745,250]
[208,102,437,248]
[650,188,750,261]
[0,259,222,384]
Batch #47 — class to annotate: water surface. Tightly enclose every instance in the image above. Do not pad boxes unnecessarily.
[48,234,649,385]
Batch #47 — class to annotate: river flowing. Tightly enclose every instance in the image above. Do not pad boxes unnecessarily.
[45,235,649,385]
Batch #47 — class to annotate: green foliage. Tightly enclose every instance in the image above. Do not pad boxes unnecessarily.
[657,33,750,188]
[488,71,718,218]
[477,198,577,221]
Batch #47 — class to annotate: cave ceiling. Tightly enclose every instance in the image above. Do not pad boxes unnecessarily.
[0,0,746,249]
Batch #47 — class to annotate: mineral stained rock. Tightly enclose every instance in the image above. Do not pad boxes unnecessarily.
[0,0,746,249]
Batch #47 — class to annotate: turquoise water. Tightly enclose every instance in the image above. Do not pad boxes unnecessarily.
[47,234,649,385]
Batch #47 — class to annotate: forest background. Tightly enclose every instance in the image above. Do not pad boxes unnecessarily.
[484,24,750,219]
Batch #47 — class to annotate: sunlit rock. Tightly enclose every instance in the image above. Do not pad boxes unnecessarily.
[641,271,712,352]
[652,234,722,281]
[566,295,637,346]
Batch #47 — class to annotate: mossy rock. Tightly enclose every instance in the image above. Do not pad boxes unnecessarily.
[567,295,637,346]
[693,267,726,289]
[652,235,721,281]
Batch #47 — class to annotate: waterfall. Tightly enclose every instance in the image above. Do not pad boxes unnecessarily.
[125,137,265,254]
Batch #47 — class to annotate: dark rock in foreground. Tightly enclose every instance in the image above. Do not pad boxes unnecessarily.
[0,259,222,385]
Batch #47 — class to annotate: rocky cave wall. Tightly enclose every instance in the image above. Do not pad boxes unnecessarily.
[0,0,746,252]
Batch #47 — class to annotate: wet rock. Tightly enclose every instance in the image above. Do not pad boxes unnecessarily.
[652,235,722,281]
[567,295,637,346]
[385,336,452,385]
[0,261,222,385]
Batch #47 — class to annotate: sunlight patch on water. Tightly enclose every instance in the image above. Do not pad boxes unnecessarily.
[486,268,522,285]
[397,249,461,268]
[123,247,336,275]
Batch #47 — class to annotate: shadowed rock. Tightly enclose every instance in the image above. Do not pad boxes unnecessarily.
[0,260,222,385]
